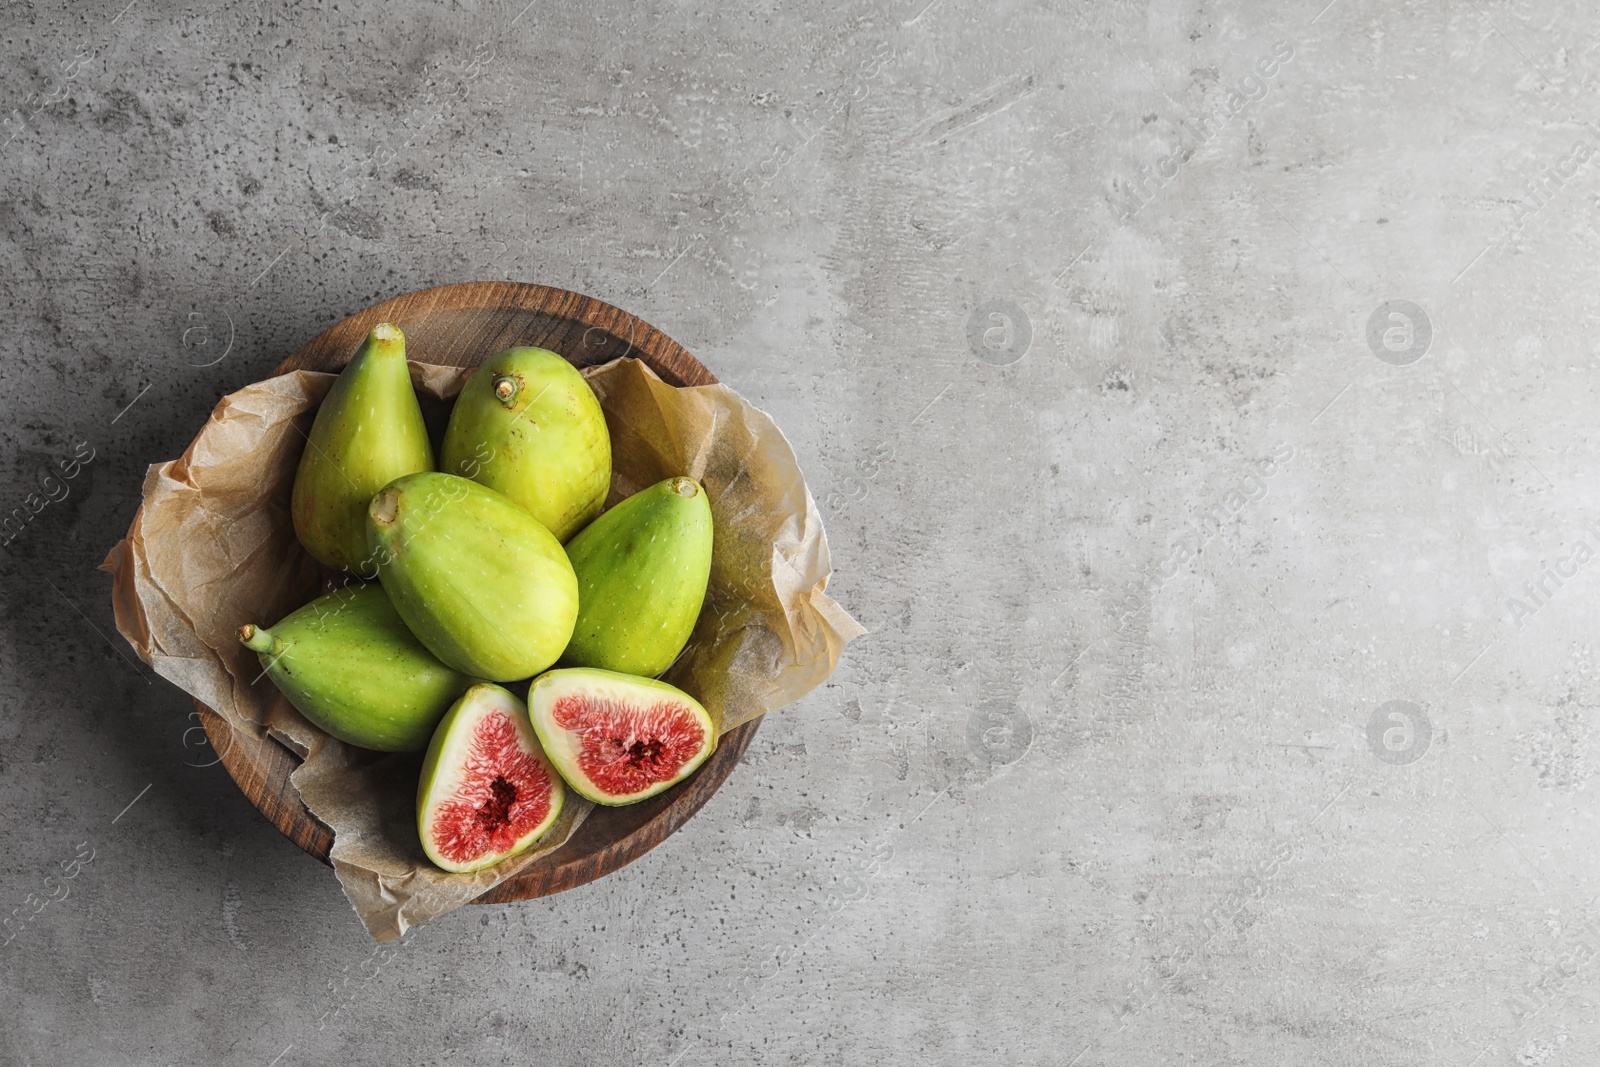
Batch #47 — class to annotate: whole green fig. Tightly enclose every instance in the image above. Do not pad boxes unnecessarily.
[238,583,472,752]
[291,323,434,570]
[367,472,579,682]
[560,476,713,677]
[439,347,610,542]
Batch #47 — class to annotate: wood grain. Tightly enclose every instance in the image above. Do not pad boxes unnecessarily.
[197,281,758,903]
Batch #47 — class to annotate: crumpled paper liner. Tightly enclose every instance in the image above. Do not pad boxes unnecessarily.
[102,357,863,940]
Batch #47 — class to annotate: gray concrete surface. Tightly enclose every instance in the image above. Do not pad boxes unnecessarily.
[1,0,1597,1063]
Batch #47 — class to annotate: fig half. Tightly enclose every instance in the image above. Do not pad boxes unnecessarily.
[528,668,716,806]
[417,684,565,873]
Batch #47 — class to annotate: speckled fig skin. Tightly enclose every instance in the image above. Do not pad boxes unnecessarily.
[367,472,579,682]
[439,347,611,543]
[290,323,434,570]
[559,476,713,678]
[237,583,472,752]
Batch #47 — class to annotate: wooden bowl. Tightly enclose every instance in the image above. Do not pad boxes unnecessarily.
[195,281,759,903]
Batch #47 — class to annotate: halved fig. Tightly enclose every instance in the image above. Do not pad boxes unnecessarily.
[417,684,565,873]
[528,668,716,806]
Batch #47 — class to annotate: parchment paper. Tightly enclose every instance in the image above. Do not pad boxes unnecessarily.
[101,357,864,940]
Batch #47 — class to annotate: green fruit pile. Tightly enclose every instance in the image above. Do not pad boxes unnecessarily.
[239,324,719,873]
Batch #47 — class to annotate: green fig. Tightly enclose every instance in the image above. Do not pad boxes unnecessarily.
[291,323,434,570]
[237,583,473,752]
[367,472,579,682]
[560,476,713,677]
[439,347,610,542]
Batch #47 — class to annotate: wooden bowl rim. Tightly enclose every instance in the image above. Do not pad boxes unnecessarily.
[195,281,760,904]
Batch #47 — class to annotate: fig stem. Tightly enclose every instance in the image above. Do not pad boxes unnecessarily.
[368,322,405,359]
[492,374,519,404]
[670,477,698,498]
[369,487,399,526]
[237,624,278,655]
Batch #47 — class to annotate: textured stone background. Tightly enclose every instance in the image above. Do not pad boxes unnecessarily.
[3,0,1599,1063]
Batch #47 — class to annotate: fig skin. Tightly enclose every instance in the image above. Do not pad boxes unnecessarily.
[528,667,717,806]
[560,476,713,678]
[367,472,579,682]
[290,323,434,570]
[439,347,611,543]
[237,583,472,752]
[416,683,565,873]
